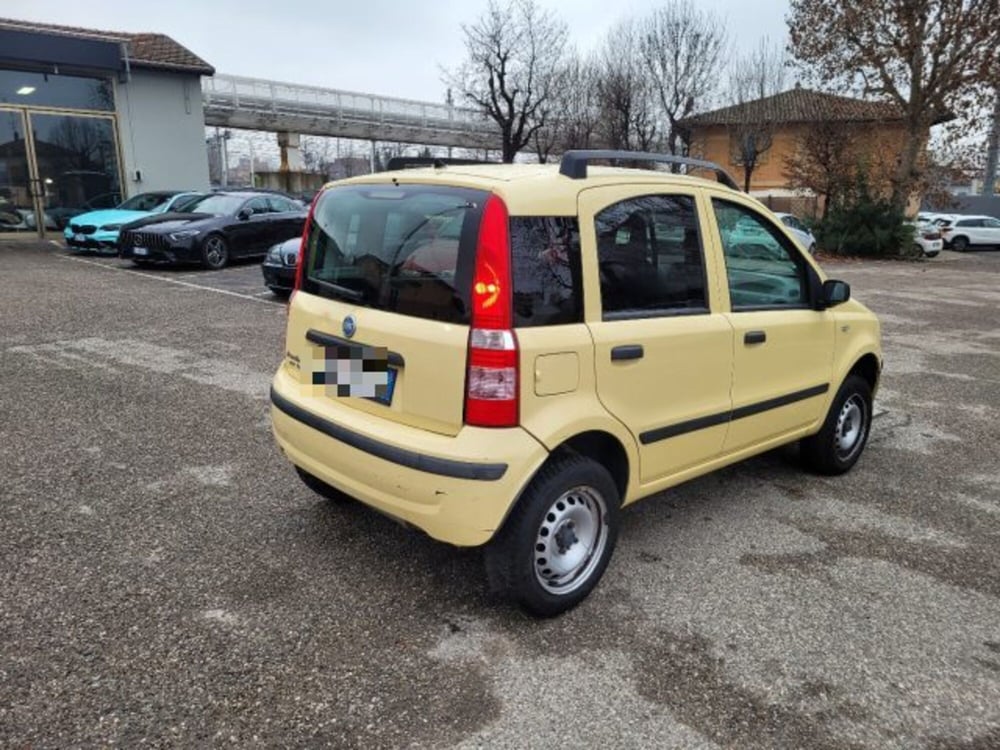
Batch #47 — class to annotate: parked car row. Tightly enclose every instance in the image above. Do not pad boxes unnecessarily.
[65,189,309,271]
[916,212,1000,251]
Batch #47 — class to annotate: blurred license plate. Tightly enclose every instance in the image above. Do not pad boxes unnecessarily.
[74,234,86,242]
[133,247,148,256]
[312,343,395,404]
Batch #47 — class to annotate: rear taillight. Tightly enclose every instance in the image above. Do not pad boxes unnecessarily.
[465,194,518,428]
[293,191,323,299]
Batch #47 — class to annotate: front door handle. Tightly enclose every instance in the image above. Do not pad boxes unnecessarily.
[744,330,767,345]
[611,344,644,361]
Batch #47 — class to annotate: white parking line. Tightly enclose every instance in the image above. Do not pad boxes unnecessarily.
[58,254,280,304]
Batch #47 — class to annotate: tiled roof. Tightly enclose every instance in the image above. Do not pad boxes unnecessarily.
[0,17,214,76]
[679,87,905,128]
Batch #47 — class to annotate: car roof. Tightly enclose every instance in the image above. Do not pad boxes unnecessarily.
[330,163,739,215]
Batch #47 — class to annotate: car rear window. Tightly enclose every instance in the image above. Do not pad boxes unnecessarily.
[302,184,487,324]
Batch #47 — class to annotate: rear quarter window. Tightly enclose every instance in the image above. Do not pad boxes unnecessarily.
[510,217,582,327]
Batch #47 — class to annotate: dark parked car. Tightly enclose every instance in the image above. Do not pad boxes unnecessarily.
[262,237,301,297]
[118,191,307,269]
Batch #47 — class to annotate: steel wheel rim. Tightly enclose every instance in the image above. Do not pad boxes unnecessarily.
[835,394,867,459]
[533,485,608,595]
[205,237,226,266]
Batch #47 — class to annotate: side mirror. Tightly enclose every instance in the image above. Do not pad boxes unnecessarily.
[822,279,851,307]
[237,208,253,220]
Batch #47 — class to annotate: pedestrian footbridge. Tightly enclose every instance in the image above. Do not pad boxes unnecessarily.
[202,74,499,149]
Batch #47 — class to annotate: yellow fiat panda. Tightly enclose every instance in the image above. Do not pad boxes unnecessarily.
[270,150,881,616]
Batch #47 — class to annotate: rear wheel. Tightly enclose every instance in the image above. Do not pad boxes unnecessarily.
[201,234,229,269]
[800,375,872,475]
[485,455,620,617]
[951,236,969,252]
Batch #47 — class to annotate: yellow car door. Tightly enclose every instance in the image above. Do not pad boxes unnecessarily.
[707,195,835,453]
[579,186,734,489]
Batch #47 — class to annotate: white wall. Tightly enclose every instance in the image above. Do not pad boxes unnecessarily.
[115,69,210,195]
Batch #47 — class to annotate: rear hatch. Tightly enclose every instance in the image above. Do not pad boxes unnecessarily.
[287,182,489,436]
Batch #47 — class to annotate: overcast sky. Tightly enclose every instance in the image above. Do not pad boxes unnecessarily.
[7,0,790,102]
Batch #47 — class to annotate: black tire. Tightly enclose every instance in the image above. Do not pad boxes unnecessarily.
[295,467,349,503]
[484,454,620,617]
[800,374,873,475]
[269,286,291,299]
[951,236,969,252]
[201,233,230,269]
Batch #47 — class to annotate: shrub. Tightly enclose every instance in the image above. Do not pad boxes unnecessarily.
[814,172,917,257]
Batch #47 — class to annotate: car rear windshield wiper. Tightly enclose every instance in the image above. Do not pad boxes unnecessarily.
[313,277,365,302]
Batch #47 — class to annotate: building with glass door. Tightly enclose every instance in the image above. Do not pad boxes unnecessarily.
[0,18,214,239]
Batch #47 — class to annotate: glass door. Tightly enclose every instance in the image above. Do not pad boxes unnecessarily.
[0,107,42,236]
[28,112,122,238]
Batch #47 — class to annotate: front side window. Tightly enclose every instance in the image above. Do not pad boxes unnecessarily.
[119,193,175,212]
[594,194,707,318]
[184,194,244,216]
[713,199,808,309]
[245,197,270,215]
[781,215,805,232]
[985,218,1000,229]
[267,195,298,213]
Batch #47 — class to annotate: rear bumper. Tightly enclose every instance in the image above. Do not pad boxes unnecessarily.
[269,368,548,546]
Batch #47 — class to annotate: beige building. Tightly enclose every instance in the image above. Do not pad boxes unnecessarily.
[679,87,913,216]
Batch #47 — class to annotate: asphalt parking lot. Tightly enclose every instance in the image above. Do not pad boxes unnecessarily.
[2,242,999,749]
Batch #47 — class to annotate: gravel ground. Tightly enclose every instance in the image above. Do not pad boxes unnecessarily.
[1,243,998,749]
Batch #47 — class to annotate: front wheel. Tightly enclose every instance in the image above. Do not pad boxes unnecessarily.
[484,455,620,617]
[800,375,873,475]
[201,234,230,269]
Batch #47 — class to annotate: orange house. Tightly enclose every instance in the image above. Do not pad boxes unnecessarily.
[679,87,913,216]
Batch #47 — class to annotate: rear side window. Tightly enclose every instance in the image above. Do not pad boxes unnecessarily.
[302,184,487,324]
[594,194,708,318]
[510,217,582,327]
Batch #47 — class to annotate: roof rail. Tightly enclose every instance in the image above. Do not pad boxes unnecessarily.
[384,157,495,172]
[559,150,740,191]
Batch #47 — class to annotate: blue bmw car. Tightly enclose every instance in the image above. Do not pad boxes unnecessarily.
[64,191,203,252]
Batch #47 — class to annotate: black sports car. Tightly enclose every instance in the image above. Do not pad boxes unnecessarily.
[118,191,307,269]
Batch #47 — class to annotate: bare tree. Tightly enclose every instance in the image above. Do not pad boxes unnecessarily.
[788,0,1000,210]
[984,86,1000,196]
[783,120,856,218]
[640,0,728,160]
[444,0,568,162]
[595,19,660,152]
[727,38,787,192]
[532,52,602,161]
[783,118,899,218]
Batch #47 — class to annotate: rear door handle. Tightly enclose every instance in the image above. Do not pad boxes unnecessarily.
[611,344,644,361]
[744,330,767,345]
